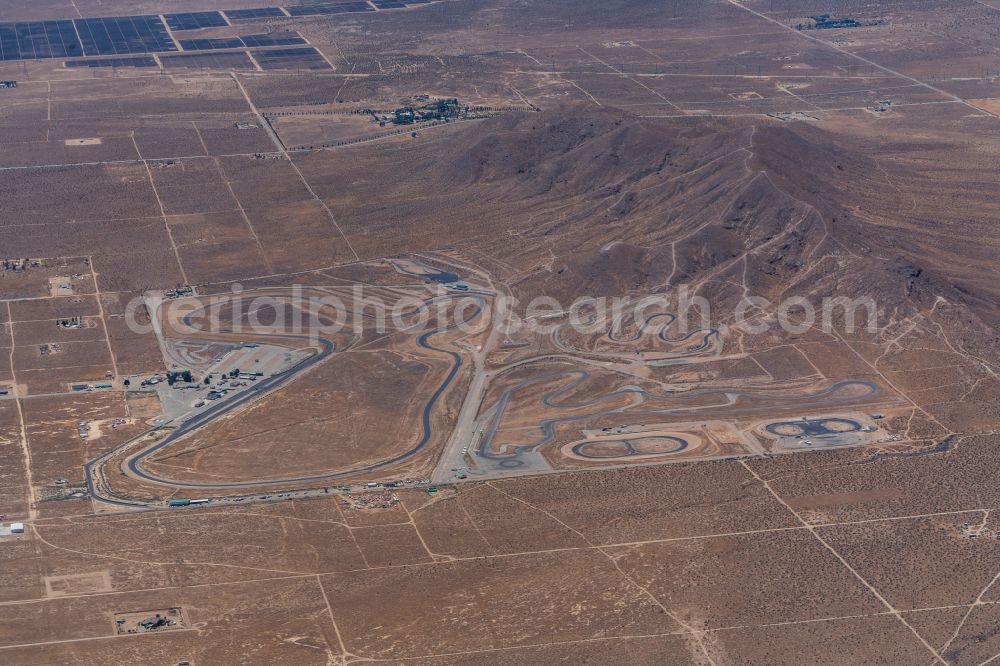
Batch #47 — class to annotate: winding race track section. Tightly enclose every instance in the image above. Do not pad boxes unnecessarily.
[87,293,484,499]
[475,373,876,468]
[552,310,720,359]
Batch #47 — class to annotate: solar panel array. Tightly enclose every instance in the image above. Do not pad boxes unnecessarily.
[285,3,374,17]
[75,16,177,56]
[252,46,329,70]
[178,36,244,51]
[163,11,229,31]
[238,33,307,47]
[160,51,256,70]
[223,8,287,21]
[373,0,434,6]
[0,21,82,60]
[179,32,305,51]
[1,2,438,63]
[64,55,157,68]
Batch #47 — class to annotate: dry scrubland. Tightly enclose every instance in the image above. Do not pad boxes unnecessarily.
[0,0,999,663]
[7,454,1000,663]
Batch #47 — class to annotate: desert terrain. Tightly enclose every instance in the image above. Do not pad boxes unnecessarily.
[1,0,999,663]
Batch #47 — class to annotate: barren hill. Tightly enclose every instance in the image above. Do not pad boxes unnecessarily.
[300,105,1000,338]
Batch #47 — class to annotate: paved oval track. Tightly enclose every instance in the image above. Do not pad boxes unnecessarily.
[570,435,689,459]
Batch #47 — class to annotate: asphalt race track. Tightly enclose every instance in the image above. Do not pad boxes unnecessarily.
[86,291,484,500]
[765,417,863,437]
[474,373,876,468]
[571,435,689,458]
